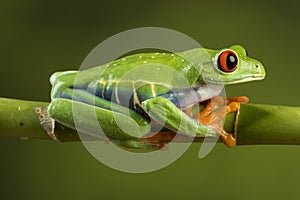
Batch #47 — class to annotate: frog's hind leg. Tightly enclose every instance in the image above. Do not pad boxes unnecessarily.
[48,88,152,144]
[111,139,169,151]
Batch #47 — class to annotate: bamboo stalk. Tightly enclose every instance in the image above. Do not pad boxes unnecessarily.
[0,98,50,139]
[0,97,300,146]
[0,98,79,141]
[236,104,300,145]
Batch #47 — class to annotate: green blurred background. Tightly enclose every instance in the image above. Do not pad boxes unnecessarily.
[0,0,299,199]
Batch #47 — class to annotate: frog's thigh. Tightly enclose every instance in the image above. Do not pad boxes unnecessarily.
[141,97,217,136]
[52,87,150,130]
[48,98,151,140]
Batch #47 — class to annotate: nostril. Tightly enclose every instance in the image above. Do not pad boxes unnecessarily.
[255,64,259,68]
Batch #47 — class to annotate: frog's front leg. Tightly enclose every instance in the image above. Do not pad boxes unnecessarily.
[185,95,249,147]
[141,97,218,137]
[189,96,245,121]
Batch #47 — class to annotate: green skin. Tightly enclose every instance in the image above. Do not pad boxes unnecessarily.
[48,45,266,149]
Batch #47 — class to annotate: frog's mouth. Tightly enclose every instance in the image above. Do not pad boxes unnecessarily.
[205,75,265,85]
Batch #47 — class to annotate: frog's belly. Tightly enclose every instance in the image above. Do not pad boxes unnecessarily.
[160,84,224,110]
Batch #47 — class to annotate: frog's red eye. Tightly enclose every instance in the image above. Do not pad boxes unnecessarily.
[217,50,238,73]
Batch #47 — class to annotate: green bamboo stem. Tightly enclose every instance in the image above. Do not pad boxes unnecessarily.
[0,98,50,139]
[1,97,300,146]
[0,98,80,141]
[235,104,300,145]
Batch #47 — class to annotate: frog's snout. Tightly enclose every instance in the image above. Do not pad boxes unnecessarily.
[254,62,266,80]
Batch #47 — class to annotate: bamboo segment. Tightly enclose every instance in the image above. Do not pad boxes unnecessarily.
[236,104,300,145]
[0,98,79,141]
[0,98,50,139]
[1,97,300,146]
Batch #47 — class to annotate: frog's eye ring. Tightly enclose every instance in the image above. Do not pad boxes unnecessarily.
[217,50,238,73]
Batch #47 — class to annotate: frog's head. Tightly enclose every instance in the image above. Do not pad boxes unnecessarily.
[202,45,266,84]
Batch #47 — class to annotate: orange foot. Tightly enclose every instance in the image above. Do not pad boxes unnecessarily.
[139,131,175,151]
[184,96,249,147]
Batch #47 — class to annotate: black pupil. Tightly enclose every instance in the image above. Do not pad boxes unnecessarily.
[226,53,237,70]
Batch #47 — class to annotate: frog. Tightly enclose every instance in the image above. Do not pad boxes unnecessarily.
[48,45,265,150]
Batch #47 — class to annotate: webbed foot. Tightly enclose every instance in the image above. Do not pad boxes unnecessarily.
[184,96,249,147]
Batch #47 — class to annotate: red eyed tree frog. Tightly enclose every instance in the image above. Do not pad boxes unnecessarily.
[48,45,265,149]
